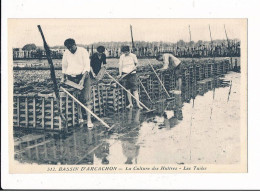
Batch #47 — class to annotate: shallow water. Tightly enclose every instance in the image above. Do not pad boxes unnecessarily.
[13,72,240,165]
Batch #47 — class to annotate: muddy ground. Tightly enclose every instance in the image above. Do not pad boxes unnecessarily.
[13,72,240,165]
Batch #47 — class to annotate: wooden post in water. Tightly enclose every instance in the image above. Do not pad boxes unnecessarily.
[224,25,232,70]
[37,25,66,126]
[189,25,192,44]
[209,25,215,59]
[189,25,195,65]
[208,24,215,76]
[130,25,135,52]
[224,25,230,48]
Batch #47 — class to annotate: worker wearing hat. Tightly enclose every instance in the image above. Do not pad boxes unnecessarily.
[118,45,142,109]
[61,38,93,128]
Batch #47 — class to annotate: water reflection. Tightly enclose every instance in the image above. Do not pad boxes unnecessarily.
[163,95,183,130]
[13,75,233,165]
[120,109,141,164]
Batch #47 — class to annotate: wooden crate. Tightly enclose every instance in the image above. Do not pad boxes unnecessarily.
[13,91,81,131]
[13,59,233,132]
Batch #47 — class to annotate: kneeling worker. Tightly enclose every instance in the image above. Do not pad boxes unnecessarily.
[61,38,93,128]
[156,53,182,93]
[118,46,142,109]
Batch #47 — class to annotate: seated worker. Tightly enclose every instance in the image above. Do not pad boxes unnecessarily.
[118,45,142,109]
[90,46,107,79]
[156,53,182,93]
[61,38,93,128]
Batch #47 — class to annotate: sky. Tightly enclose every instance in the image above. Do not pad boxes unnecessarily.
[8,19,245,48]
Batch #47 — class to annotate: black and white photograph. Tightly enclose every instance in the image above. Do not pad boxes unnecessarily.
[7,18,247,174]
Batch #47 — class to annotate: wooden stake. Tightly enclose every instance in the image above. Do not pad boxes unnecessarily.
[37,25,66,123]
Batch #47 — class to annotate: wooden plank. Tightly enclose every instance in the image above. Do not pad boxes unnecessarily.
[43,136,48,159]
[25,97,28,127]
[33,97,36,128]
[51,98,54,130]
[72,97,75,126]
[41,98,45,129]
[105,87,108,114]
[121,87,124,109]
[18,139,52,151]
[113,88,117,112]
[53,143,57,159]
[66,94,69,128]
[59,137,63,158]
[15,134,45,145]
[35,146,39,160]
[92,86,96,113]
[27,148,32,158]
[73,132,77,156]
[97,85,102,115]
[17,97,20,126]
[64,80,83,90]
[59,96,62,130]
[74,92,80,124]
[43,143,48,159]
[100,85,105,115]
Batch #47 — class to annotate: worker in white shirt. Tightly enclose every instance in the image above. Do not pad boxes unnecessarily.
[118,46,142,109]
[156,53,182,93]
[61,38,93,128]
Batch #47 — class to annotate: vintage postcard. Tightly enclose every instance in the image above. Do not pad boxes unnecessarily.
[8,18,247,174]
